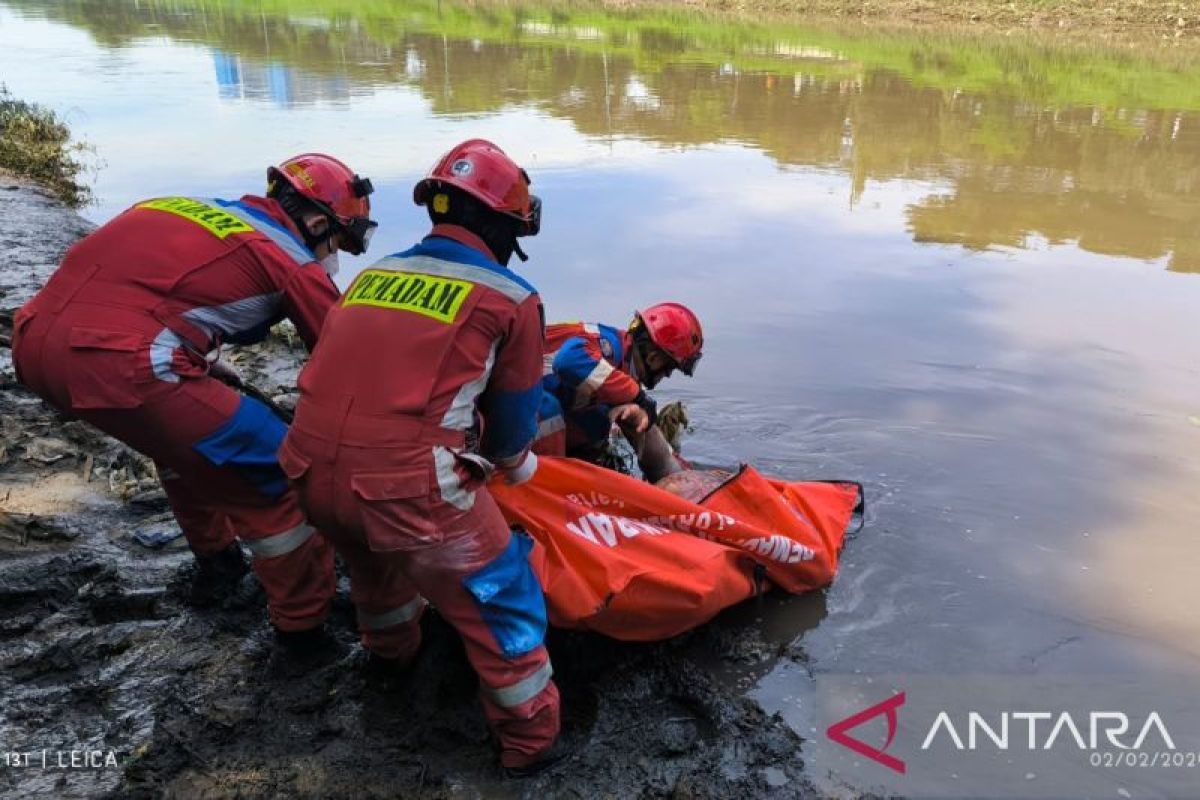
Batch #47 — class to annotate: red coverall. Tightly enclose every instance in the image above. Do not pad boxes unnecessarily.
[12,195,337,631]
[279,224,559,768]
[533,322,642,457]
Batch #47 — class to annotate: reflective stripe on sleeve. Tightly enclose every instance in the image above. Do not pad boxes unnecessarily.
[574,359,614,408]
[536,414,565,440]
[484,660,554,708]
[442,339,499,430]
[214,199,316,266]
[358,596,427,630]
[150,328,184,383]
[241,522,315,559]
[433,445,476,511]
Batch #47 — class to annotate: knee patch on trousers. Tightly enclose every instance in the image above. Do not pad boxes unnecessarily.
[193,395,289,498]
[462,531,547,659]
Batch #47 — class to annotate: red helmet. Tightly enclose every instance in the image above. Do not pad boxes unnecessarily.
[413,139,541,236]
[268,153,377,254]
[637,303,704,376]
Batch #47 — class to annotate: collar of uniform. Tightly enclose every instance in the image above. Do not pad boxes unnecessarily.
[233,195,315,253]
[425,224,498,263]
[396,226,538,297]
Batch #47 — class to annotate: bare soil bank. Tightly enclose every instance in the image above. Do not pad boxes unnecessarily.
[617,0,1200,41]
[0,181,832,799]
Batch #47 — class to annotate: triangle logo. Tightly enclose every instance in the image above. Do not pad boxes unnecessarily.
[826,691,907,774]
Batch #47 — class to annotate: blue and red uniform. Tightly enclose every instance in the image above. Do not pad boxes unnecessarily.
[279,224,558,769]
[535,322,641,457]
[11,194,338,631]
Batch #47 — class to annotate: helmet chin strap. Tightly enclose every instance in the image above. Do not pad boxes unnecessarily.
[512,240,529,262]
[632,340,659,388]
[279,187,336,253]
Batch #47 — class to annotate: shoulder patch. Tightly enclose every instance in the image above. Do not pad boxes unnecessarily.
[344,267,474,324]
[137,197,254,239]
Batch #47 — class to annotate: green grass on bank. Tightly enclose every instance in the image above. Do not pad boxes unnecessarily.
[0,86,91,206]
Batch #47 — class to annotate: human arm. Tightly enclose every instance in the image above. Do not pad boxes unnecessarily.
[551,335,642,409]
[478,295,545,483]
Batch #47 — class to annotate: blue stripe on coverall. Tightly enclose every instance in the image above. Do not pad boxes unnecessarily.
[192,395,290,498]
[462,531,547,659]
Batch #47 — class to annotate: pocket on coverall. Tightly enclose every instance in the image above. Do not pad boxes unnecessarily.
[65,326,145,410]
[351,468,442,551]
[277,440,312,485]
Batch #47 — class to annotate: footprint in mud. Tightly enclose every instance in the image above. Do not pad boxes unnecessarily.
[80,582,171,626]
[0,552,113,622]
[5,626,144,682]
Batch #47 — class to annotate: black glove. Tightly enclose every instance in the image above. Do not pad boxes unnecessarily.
[633,390,658,428]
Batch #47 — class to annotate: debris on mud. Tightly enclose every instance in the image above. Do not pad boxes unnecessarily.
[0,508,81,543]
[1,183,825,799]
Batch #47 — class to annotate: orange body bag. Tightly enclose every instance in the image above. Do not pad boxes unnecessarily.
[489,457,861,640]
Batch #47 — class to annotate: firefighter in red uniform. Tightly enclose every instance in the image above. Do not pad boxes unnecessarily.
[535,304,704,481]
[11,154,377,649]
[278,139,563,775]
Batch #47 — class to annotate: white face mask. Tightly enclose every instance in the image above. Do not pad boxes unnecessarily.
[319,251,340,278]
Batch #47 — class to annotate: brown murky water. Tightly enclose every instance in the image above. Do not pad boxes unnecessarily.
[3,1,1200,795]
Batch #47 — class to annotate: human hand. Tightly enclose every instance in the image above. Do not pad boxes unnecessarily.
[610,402,650,434]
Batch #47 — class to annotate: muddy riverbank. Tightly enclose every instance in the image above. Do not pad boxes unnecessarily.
[0,181,833,798]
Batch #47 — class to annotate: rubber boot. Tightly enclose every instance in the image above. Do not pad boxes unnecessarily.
[359,650,418,692]
[275,624,341,659]
[269,624,344,677]
[502,738,574,779]
[188,542,249,607]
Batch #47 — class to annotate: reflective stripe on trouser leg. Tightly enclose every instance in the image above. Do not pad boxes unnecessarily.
[404,489,560,763]
[245,526,335,631]
[482,662,561,769]
[483,660,554,708]
[358,596,427,630]
[241,522,315,558]
[358,594,426,662]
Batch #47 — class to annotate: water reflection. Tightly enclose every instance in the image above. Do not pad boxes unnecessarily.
[3,5,1200,795]
[5,0,1200,271]
[212,51,350,106]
